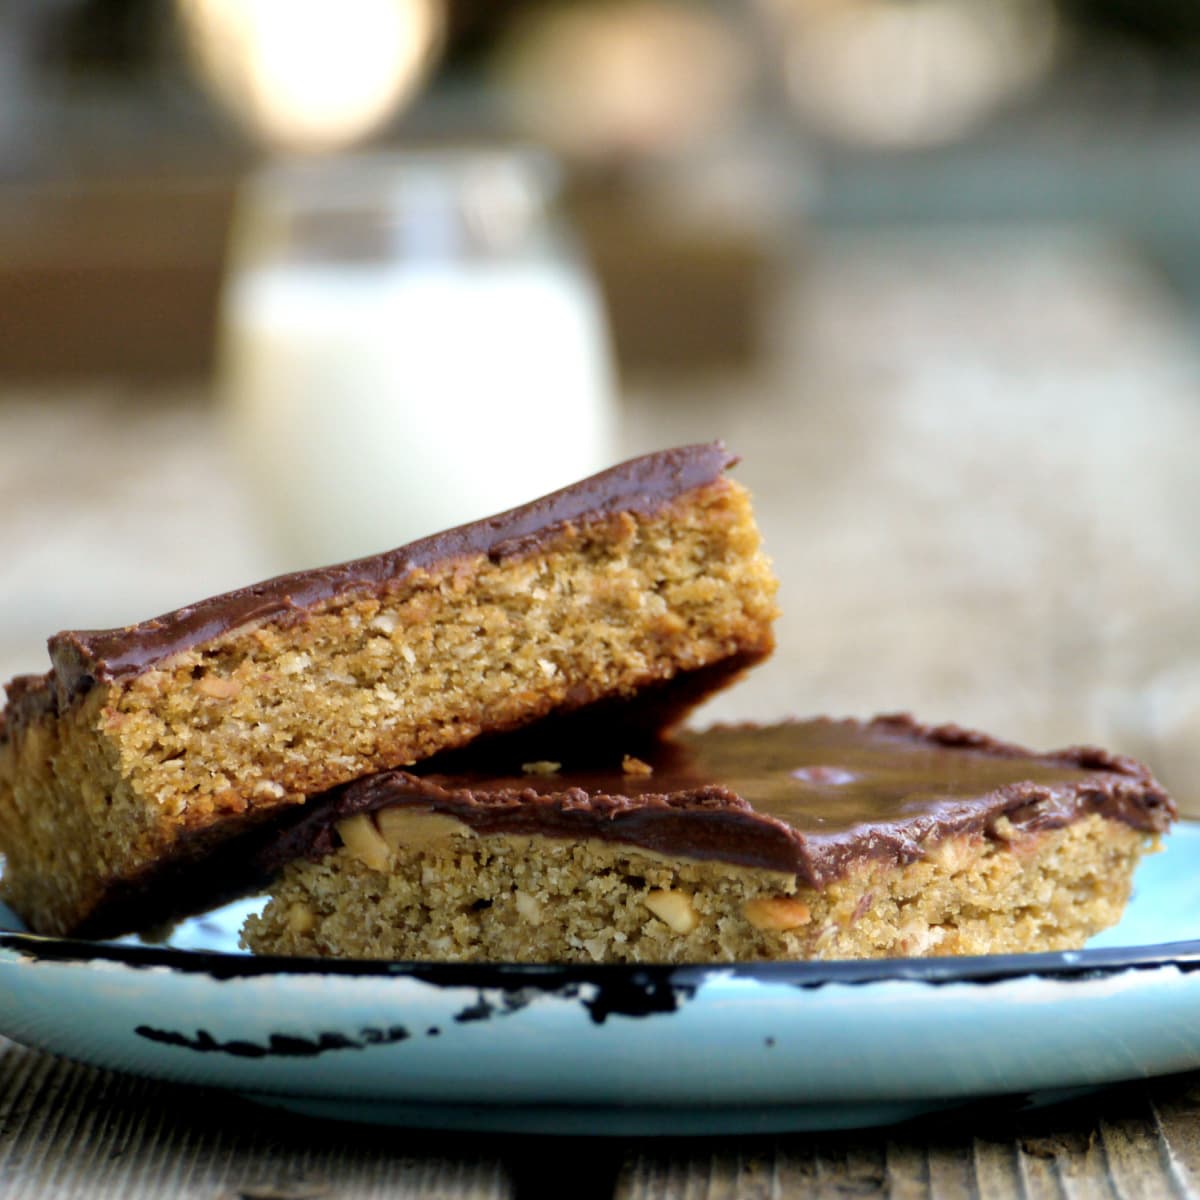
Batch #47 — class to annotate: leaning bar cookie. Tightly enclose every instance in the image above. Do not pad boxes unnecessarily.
[0,444,778,937]
[242,715,1174,962]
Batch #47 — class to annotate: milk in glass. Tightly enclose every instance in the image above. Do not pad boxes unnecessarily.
[220,151,616,570]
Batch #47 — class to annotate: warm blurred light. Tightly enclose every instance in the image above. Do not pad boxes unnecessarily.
[495,1,752,163]
[763,0,1058,148]
[178,0,443,153]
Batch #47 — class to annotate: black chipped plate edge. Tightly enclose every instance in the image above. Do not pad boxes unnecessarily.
[5,929,1200,991]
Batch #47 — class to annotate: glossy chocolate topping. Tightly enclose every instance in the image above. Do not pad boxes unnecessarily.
[9,443,733,716]
[317,715,1174,885]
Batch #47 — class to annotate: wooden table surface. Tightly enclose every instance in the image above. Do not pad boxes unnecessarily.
[4,1037,1200,1198]
[3,227,1200,1196]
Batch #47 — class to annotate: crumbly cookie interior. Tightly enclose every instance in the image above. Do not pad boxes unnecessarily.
[242,807,1154,962]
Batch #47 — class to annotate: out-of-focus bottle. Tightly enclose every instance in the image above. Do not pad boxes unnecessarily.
[219,149,617,570]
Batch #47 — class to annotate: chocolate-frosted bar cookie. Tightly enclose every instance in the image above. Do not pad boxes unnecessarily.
[0,444,778,937]
[242,715,1174,962]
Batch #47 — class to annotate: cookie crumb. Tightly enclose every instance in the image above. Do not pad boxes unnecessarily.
[522,761,561,776]
[622,755,653,776]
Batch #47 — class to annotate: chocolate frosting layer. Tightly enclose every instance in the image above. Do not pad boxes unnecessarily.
[5,443,732,719]
[0,675,53,742]
[311,715,1174,886]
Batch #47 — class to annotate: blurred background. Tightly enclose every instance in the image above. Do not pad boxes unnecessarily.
[2,0,1200,800]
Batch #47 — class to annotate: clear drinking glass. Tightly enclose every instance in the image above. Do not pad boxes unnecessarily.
[219,149,617,570]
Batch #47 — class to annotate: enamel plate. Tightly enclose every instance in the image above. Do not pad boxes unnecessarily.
[3,824,1200,1136]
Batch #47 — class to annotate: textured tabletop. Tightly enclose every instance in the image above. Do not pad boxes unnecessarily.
[3,1038,1200,1198]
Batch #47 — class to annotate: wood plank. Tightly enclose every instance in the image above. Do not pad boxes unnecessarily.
[923,1137,981,1199]
[1097,1103,1181,1199]
[1012,1127,1105,1200]
[616,1149,736,1200]
[617,1139,810,1200]
[812,1135,889,1197]
[620,1132,906,1200]
[613,1081,1200,1200]
[770,1141,827,1199]
[968,1136,1025,1199]
[882,1138,931,1200]
[1148,1074,1200,1195]
[0,1039,512,1200]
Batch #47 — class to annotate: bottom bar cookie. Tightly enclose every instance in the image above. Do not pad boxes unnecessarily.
[240,716,1175,962]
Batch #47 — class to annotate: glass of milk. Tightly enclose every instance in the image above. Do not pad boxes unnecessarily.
[219,149,617,570]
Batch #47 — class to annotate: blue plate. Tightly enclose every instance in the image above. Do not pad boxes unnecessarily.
[2,824,1200,1135]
